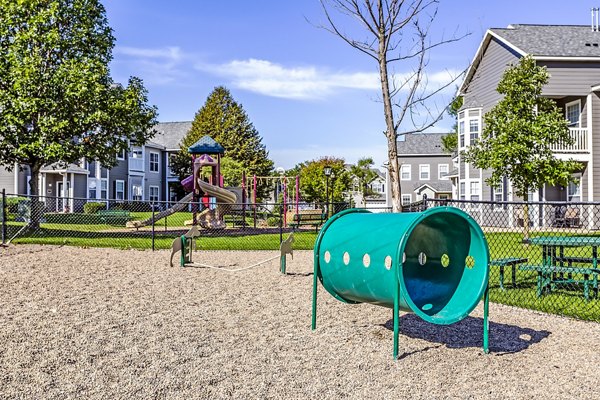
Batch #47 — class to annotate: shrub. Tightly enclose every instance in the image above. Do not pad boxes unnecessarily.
[266,216,280,227]
[83,202,106,214]
[2,196,29,213]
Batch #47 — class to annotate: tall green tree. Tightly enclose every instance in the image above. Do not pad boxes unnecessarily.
[171,86,274,199]
[464,55,581,239]
[350,157,378,206]
[0,0,158,227]
[297,157,351,204]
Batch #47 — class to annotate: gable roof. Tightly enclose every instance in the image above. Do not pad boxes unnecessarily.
[396,133,449,155]
[150,121,192,151]
[460,24,600,95]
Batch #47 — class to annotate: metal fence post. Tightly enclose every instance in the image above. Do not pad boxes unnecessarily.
[151,203,155,251]
[2,189,6,245]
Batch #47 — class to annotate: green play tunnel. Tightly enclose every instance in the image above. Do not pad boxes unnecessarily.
[314,207,490,325]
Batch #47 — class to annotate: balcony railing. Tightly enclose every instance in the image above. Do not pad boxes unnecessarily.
[550,128,588,153]
[128,157,145,172]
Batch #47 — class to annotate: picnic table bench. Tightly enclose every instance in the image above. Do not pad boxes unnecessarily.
[519,264,600,300]
[288,210,326,231]
[97,209,131,225]
[489,257,528,290]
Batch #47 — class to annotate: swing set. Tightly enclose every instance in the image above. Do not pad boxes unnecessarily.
[241,173,300,228]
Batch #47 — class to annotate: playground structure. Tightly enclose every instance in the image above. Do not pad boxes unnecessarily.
[127,135,237,229]
[170,225,294,274]
[312,207,490,358]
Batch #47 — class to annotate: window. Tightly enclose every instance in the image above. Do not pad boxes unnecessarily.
[493,182,504,209]
[149,185,159,202]
[371,181,384,193]
[149,152,159,173]
[400,165,411,180]
[459,121,465,148]
[88,180,97,199]
[565,100,581,127]
[115,180,125,201]
[568,180,581,202]
[460,182,465,200]
[132,184,143,201]
[117,149,125,160]
[131,148,143,158]
[401,194,411,205]
[100,179,108,199]
[469,119,479,142]
[439,194,449,200]
[438,164,449,180]
[419,164,430,180]
[470,181,480,201]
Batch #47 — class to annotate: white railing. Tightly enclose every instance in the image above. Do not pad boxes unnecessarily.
[128,157,145,172]
[550,128,588,153]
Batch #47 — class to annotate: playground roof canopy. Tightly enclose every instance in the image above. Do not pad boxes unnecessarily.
[188,135,225,155]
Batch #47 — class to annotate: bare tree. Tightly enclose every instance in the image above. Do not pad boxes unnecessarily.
[318,0,466,211]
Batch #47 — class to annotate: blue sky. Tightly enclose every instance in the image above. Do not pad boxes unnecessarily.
[105,0,600,170]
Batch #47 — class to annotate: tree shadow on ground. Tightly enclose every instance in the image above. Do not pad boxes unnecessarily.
[381,314,550,355]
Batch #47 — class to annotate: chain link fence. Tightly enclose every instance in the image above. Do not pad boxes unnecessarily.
[3,190,599,322]
[0,191,364,251]
[425,197,600,322]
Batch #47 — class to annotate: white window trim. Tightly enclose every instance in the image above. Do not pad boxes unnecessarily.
[438,164,449,180]
[419,164,430,181]
[116,149,125,161]
[565,99,582,128]
[458,107,482,147]
[401,194,411,205]
[400,164,411,181]
[149,185,160,202]
[115,179,125,201]
[149,151,160,173]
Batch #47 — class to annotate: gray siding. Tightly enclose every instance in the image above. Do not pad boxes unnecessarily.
[145,148,162,201]
[0,166,16,193]
[541,61,600,96]
[398,154,453,201]
[108,159,128,200]
[462,38,520,113]
[74,175,87,199]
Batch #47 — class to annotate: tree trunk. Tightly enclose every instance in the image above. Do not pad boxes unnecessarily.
[378,20,402,212]
[27,163,42,230]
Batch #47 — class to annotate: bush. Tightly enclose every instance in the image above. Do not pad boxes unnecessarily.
[266,216,280,227]
[83,202,106,214]
[2,196,29,213]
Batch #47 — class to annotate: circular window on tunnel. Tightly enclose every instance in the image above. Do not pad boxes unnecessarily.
[465,255,475,269]
[441,254,450,268]
[343,252,350,265]
[418,252,427,266]
[324,251,331,264]
[362,254,370,268]
[384,255,392,270]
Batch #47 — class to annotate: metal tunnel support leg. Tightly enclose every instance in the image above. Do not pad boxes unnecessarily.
[483,283,490,354]
[393,278,400,359]
[311,261,319,330]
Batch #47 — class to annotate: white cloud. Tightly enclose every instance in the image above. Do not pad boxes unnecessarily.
[197,58,462,100]
[113,46,186,86]
[197,59,380,100]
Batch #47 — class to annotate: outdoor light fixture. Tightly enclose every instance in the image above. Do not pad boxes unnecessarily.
[324,166,332,177]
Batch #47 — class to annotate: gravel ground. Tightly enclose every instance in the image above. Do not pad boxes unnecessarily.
[1,244,599,399]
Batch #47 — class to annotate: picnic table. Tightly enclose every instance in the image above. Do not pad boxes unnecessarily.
[519,236,600,300]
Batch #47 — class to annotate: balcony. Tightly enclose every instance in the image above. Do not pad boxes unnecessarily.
[550,128,588,153]
[128,157,145,172]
